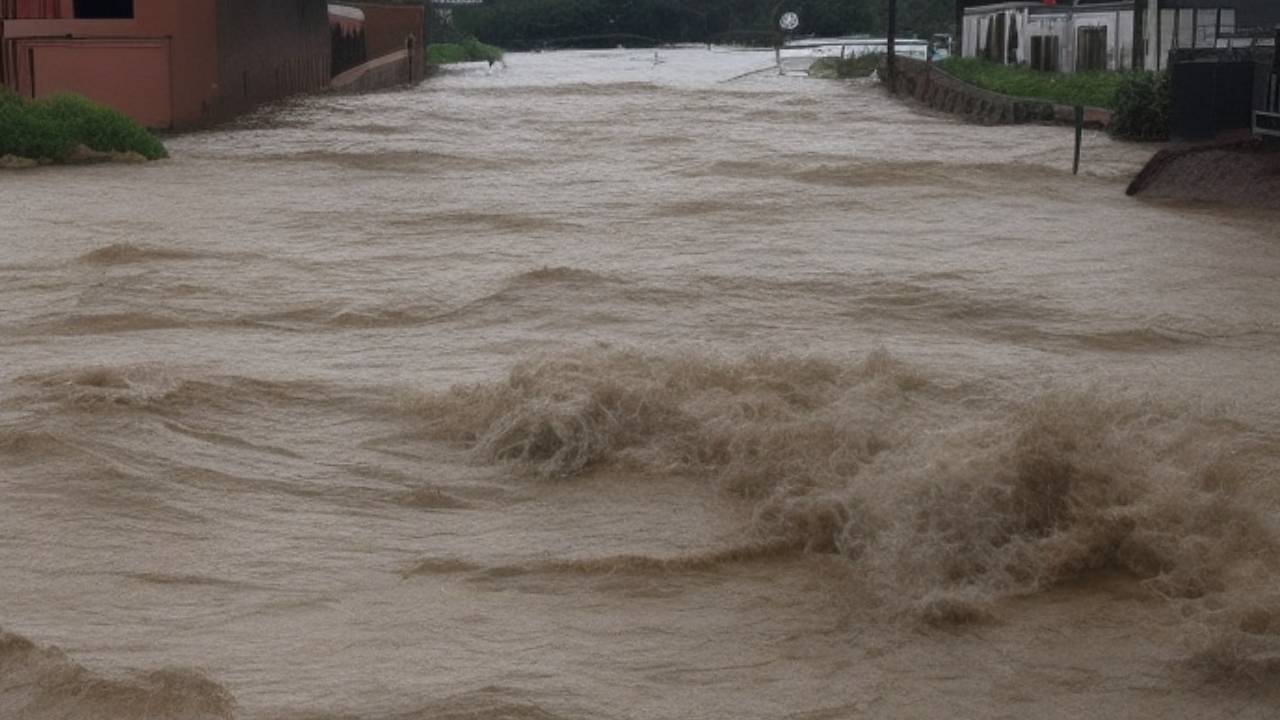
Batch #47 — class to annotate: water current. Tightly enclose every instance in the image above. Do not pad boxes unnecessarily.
[2,48,1280,719]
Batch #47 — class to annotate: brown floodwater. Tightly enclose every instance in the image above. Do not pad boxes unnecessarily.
[2,48,1279,720]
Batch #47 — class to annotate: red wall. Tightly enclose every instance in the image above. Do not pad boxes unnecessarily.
[2,0,219,128]
[1,0,331,129]
[343,2,424,83]
[28,39,171,126]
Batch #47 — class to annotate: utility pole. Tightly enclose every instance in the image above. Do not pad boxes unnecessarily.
[886,0,897,92]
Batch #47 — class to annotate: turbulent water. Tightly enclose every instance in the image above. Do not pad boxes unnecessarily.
[3,48,1280,719]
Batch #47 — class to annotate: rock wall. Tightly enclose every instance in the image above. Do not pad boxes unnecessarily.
[879,56,1113,129]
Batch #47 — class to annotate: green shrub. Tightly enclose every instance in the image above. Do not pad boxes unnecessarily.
[426,38,504,65]
[0,92,167,162]
[1109,71,1170,141]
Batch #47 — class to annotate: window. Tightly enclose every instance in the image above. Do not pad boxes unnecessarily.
[1220,9,1236,36]
[1176,8,1194,49]
[73,0,133,18]
[1077,26,1107,71]
[1030,35,1060,72]
[1194,9,1217,48]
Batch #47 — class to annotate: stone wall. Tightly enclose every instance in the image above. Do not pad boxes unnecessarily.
[880,55,1113,129]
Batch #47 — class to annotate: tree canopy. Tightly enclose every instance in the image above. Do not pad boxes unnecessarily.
[442,0,955,49]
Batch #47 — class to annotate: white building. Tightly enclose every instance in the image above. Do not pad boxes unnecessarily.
[962,1,1272,73]
[963,1,1136,72]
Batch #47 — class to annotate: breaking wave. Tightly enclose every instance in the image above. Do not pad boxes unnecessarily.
[407,348,1280,669]
[0,628,235,720]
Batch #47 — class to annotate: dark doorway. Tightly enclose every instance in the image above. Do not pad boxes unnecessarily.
[73,0,134,18]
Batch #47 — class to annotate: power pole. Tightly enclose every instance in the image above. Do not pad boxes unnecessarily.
[886,0,897,91]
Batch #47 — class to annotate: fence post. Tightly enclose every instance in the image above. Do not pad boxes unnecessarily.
[1073,105,1084,175]
[887,0,897,92]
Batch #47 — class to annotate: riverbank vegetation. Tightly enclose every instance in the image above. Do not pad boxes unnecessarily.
[937,58,1124,110]
[446,0,954,50]
[809,53,883,79]
[426,38,505,65]
[0,90,167,164]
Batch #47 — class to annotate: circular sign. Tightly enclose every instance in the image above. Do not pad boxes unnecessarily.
[779,12,799,31]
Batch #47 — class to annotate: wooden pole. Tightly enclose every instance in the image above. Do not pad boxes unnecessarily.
[887,0,897,92]
[1073,105,1084,175]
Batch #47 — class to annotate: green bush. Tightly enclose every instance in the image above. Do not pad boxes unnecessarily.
[426,38,504,65]
[0,92,167,162]
[938,57,1125,109]
[836,53,883,78]
[1109,71,1170,141]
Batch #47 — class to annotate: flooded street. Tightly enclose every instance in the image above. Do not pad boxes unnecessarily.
[2,48,1279,719]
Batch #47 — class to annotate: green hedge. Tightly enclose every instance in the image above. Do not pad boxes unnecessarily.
[1109,71,1170,141]
[426,38,505,65]
[0,90,167,162]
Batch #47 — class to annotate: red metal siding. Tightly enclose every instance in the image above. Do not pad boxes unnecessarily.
[212,0,330,120]
[1,1,63,19]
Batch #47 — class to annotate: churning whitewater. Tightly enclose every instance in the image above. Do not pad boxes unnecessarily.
[2,48,1280,720]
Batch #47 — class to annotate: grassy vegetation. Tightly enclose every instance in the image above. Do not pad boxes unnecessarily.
[0,89,167,163]
[938,57,1126,109]
[1109,71,1170,141]
[809,54,883,79]
[426,38,505,65]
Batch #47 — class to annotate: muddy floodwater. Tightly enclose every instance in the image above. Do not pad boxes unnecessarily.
[2,48,1280,719]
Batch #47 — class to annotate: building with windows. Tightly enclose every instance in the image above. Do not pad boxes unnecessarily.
[0,0,331,129]
[960,0,1278,73]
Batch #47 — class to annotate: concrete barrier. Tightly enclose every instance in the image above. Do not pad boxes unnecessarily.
[329,49,417,93]
[880,56,1113,129]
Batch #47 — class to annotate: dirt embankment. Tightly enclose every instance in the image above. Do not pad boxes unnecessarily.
[1127,138,1280,209]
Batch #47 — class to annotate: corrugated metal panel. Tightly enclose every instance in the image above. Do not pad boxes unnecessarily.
[2,0,62,19]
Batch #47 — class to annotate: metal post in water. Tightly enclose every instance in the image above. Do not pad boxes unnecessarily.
[1073,105,1084,175]
[887,0,898,92]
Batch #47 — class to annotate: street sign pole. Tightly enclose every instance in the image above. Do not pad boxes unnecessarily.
[887,0,897,92]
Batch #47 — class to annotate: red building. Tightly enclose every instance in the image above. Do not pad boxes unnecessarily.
[328,3,425,91]
[1,0,331,129]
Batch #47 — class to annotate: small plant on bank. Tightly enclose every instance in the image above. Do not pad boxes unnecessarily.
[0,91,167,163]
[810,54,883,79]
[426,38,505,65]
[1109,71,1170,141]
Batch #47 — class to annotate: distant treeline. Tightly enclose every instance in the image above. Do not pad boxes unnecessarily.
[441,0,956,50]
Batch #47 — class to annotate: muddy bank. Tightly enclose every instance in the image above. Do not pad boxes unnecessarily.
[1127,138,1280,209]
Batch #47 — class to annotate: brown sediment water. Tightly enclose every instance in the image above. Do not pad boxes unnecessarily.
[1,48,1279,720]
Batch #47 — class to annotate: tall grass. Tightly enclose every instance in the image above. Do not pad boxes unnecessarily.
[0,89,167,162]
